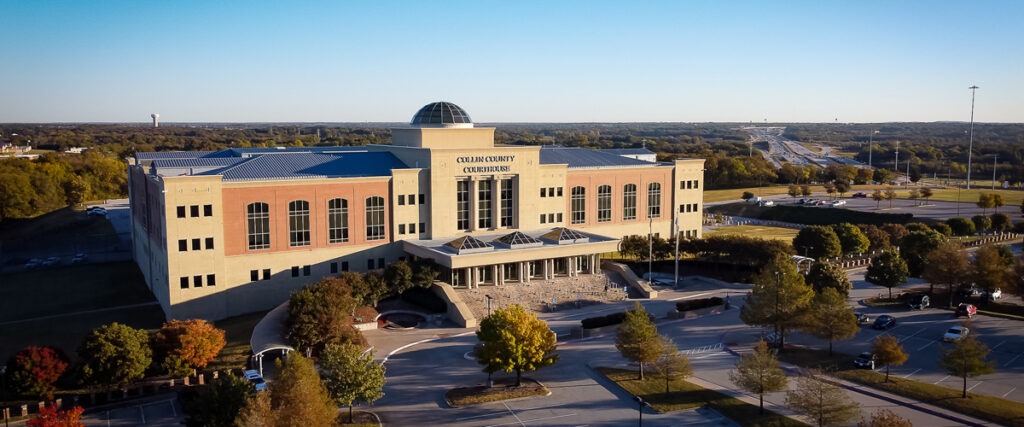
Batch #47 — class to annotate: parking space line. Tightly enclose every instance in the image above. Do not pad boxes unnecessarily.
[902,369,921,378]
[668,292,713,302]
[1003,387,1017,398]
[917,341,935,351]
[503,401,526,427]
[968,381,983,391]
[934,375,949,385]
[1003,353,1023,367]
[992,340,1006,350]
[457,411,514,422]
[898,328,926,343]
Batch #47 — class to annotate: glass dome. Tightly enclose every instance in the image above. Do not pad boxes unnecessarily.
[410,102,473,128]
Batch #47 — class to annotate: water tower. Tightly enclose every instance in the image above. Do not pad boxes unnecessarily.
[151,113,159,128]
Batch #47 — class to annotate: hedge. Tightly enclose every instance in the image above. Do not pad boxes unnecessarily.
[707,203,913,226]
[581,311,656,329]
[675,297,724,312]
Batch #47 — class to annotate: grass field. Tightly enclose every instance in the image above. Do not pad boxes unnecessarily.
[706,225,800,241]
[704,184,1024,208]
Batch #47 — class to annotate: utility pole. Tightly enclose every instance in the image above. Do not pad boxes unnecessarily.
[894,140,900,177]
[992,154,998,190]
[966,85,979,189]
[867,130,877,169]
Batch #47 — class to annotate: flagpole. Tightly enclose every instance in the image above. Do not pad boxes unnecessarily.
[648,216,653,282]
[673,214,680,289]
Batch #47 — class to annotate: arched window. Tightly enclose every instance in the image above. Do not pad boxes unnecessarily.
[647,182,661,218]
[327,198,348,243]
[288,200,310,247]
[571,186,586,224]
[623,184,637,221]
[597,185,612,222]
[365,196,385,241]
[246,202,270,250]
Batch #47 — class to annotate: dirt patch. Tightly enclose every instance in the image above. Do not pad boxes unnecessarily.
[446,377,548,407]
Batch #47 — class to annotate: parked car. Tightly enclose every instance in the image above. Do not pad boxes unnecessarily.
[988,288,1002,300]
[852,192,868,198]
[872,315,896,330]
[959,284,983,298]
[943,326,969,342]
[854,352,877,369]
[830,200,847,207]
[854,311,871,324]
[955,303,977,318]
[86,208,107,217]
[908,295,930,310]
[243,370,267,391]
[757,200,775,207]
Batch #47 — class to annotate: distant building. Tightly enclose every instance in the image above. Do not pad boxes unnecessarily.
[128,102,705,320]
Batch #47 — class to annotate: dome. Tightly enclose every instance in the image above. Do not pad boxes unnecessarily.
[410,102,473,128]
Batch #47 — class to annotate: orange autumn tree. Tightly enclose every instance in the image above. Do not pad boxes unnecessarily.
[27,405,84,427]
[8,346,69,399]
[153,319,226,377]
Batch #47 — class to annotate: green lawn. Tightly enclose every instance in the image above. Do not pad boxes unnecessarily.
[597,367,806,426]
[209,311,269,373]
[706,225,800,242]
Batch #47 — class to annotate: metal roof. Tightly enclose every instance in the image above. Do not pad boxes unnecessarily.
[207,152,407,181]
[134,151,215,160]
[598,148,656,156]
[152,158,247,168]
[539,146,656,168]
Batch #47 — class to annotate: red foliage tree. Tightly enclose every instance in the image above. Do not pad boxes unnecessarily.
[7,346,69,399]
[153,319,226,377]
[26,404,84,427]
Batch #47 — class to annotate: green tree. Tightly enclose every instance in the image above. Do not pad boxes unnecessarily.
[992,193,1005,213]
[321,343,386,423]
[411,259,439,288]
[831,223,870,255]
[648,336,692,394]
[182,373,251,427]
[859,409,912,427]
[740,255,814,350]
[823,182,836,199]
[990,213,1013,233]
[806,260,853,296]
[787,184,800,201]
[919,187,934,204]
[946,217,975,236]
[972,245,1014,292]
[6,346,69,399]
[785,369,860,427]
[62,176,90,207]
[792,225,842,259]
[898,230,945,276]
[342,271,380,307]
[268,353,339,427]
[977,193,994,215]
[873,168,894,185]
[883,187,897,208]
[971,215,991,234]
[287,277,362,357]
[940,333,996,398]
[78,323,152,389]
[834,180,851,197]
[922,240,970,306]
[614,302,662,380]
[153,319,226,377]
[803,288,859,355]
[871,189,884,209]
[858,224,891,252]
[865,251,908,300]
[872,335,908,383]
[801,184,812,197]
[0,172,33,221]
[234,390,272,427]
[475,304,558,386]
[729,340,787,415]
[742,191,755,201]
[383,260,414,295]
[907,188,920,205]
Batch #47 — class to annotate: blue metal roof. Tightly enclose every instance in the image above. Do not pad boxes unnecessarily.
[539,146,655,168]
[135,151,215,160]
[598,148,656,156]
[209,152,407,181]
[152,158,247,168]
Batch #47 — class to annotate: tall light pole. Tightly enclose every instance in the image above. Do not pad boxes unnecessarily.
[893,140,900,177]
[966,85,979,189]
[867,130,878,169]
[992,154,998,190]
[673,214,680,289]
[485,294,493,317]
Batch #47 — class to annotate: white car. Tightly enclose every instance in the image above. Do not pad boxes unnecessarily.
[944,326,970,342]
[830,200,847,207]
[988,288,1003,300]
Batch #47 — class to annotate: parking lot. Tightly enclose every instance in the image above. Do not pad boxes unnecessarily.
[80,398,182,426]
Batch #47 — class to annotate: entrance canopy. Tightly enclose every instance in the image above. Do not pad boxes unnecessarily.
[403,227,620,269]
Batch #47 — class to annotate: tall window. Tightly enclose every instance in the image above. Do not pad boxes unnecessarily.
[597,185,612,222]
[478,180,492,229]
[246,202,270,250]
[647,182,661,218]
[327,198,348,243]
[288,201,310,247]
[571,186,586,224]
[365,196,385,241]
[456,180,470,230]
[623,184,637,221]
[500,179,513,227]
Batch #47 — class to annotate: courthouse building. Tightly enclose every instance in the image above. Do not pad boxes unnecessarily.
[128,102,705,320]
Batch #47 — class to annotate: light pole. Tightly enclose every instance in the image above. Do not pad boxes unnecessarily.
[894,139,900,176]
[992,154,998,190]
[648,217,653,281]
[867,130,878,169]
[966,85,979,189]
[485,294,493,317]
[635,395,646,426]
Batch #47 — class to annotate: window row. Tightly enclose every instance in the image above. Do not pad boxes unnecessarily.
[456,179,515,231]
[570,183,661,225]
[180,274,216,289]
[248,261,359,283]
[540,187,564,198]
[680,180,700,190]
[679,203,700,213]
[178,237,215,252]
[398,222,427,235]
[177,204,213,218]
[539,212,564,224]
[397,194,426,206]
[246,197,385,251]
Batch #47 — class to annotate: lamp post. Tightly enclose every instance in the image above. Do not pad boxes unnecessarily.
[894,139,900,176]
[634,395,646,426]
[485,294,493,317]
[648,216,653,281]
[992,154,998,190]
[966,85,979,189]
[868,130,878,169]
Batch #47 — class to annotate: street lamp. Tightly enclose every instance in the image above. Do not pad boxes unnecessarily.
[634,395,647,426]
[867,130,878,169]
[485,294,493,317]
[992,154,998,190]
[966,85,979,189]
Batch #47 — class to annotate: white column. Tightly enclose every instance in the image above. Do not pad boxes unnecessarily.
[469,179,478,231]
[493,177,502,229]
[493,264,500,286]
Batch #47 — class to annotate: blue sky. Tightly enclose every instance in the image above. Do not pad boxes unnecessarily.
[1,1,1021,123]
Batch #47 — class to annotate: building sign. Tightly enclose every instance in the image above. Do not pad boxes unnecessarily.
[457,155,515,174]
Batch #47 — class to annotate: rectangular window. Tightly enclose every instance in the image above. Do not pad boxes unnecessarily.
[180,277,189,289]
[478,180,492,229]
[204,204,213,216]
[289,200,311,247]
[398,195,405,205]
[399,224,406,234]
[327,198,349,244]
[557,187,563,197]
[206,274,216,287]
[408,194,415,205]
[251,270,259,281]
[247,202,271,250]
[205,237,214,249]
[192,238,201,251]
[178,239,188,252]
[548,187,555,197]
[540,214,546,224]
[377,258,385,269]
[555,213,561,222]
[368,259,374,270]
[647,183,662,218]
[571,186,586,224]
[177,206,186,218]
[419,194,425,204]
[680,181,685,190]
[694,180,699,189]
[456,180,470,230]
[330,262,338,274]
[193,275,202,288]
[500,179,513,227]
[190,205,200,218]
[291,266,299,277]
[303,265,311,276]
[409,223,416,234]
[262,269,271,280]
[365,196,386,241]
[623,184,637,220]
[541,188,547,198]
[341,261,349,272]
[597,185,612,222]
[549,213,555,223]
[687,181,693,189]
[680,204,686,213]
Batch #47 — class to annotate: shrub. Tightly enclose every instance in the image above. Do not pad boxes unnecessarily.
[930,223,953,236]
[947,217,975,236]
[675,297,724,312]
[581,311,654,329]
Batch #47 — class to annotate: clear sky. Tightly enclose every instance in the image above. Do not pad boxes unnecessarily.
[1,1,1021,123]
